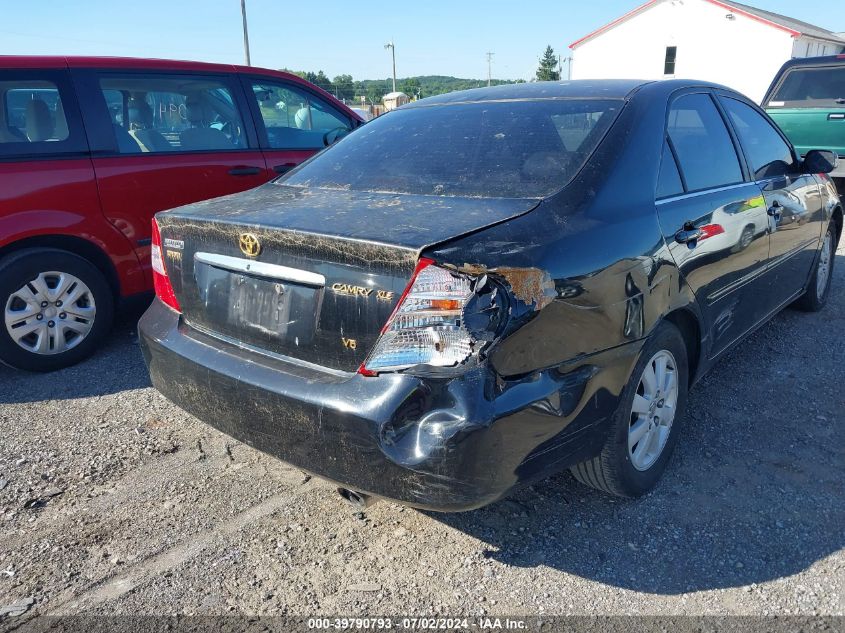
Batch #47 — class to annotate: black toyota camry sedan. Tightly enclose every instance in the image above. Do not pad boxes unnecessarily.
[139,80,841,511]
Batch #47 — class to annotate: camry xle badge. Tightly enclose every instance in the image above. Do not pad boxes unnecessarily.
[332,283,395,301]
[332,283,373,297]
[239,233,261,257]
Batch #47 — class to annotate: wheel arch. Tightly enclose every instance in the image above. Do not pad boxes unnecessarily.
[663,307,702,386]
[832,205,843,245]
[0,235,121,299]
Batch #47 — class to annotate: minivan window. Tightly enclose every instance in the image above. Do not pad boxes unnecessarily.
[0,78,85,156]
[249,81,351,150]
[720,97,795,179]
[667,93,743,192]
[769,66,845,108]
[95,74,247,153]
[282,99,620,198]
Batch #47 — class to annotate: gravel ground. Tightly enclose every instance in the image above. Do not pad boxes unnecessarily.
[0,246,843,620]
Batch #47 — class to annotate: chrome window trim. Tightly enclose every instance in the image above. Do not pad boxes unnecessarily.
[194,252,326,287]
[655,181,750,205]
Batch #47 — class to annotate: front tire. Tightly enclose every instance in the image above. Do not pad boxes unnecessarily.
[570,321,689,497]
[794,223,835,312]
[0,249,114,372]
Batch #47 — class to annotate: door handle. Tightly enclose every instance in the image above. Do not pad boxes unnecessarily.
[273,163,297,174]
[675,221,702,244]
[228,166,262,176]
[767,201,783,218]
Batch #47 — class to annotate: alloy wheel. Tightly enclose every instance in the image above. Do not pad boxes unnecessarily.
[816,230,833,300]
[4,271,97,355]
[628,349,679,471]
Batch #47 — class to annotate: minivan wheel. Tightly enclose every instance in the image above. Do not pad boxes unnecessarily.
[0,249,114,372]
[570,321,688,497]
[794,224,835,312]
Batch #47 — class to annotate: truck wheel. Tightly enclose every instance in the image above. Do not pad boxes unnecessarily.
[570,321,689,497]
[0,248,114,372]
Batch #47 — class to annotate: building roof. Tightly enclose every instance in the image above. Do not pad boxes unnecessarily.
[723,1,845,43]
[383,91,409,100]
[569,0,845,49]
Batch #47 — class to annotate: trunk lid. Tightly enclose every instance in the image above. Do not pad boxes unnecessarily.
[156,183,540,372]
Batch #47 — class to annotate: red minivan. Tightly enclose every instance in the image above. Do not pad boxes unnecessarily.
[0,56,363,371]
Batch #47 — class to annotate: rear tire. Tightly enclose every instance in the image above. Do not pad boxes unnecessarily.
[0,249,114,372]
[794,224,835,312]
[570,321,689,497]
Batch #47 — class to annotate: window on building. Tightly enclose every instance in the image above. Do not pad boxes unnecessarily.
[664,47,677,75]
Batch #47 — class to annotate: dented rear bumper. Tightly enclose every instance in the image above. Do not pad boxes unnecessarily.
[139,299,641,511]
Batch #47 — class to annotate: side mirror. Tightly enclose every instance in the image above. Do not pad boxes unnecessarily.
[803,149,839,174]
[322,126,351,147]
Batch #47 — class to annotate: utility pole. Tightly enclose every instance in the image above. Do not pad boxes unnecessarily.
[486,52,494,87]
[240,0,251,66]
[384,41,396,93]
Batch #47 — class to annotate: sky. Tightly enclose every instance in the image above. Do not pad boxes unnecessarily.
[1,0,844,81]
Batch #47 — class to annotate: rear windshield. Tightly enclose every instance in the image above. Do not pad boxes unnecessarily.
[281,98,621,198]
[769,66,845,108]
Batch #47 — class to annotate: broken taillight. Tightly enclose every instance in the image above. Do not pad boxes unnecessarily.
[360,258,502,375]
[151,218,181,313]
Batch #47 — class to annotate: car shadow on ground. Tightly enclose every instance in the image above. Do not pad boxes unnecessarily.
[426,254,845,594]
[0,303,152,403]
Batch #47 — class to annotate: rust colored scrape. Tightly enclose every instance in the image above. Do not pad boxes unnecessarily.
[459,264,555,309]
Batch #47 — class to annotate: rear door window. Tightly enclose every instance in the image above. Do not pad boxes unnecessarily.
[248,81,351,150]
[657,139,684,198]
[769,66,845,108]
[0,73,86,157]
[667,93,743,192]
[720,97,796,179]
[94,73,249,154]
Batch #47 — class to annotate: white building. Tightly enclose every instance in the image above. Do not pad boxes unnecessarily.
[569,0,845,102]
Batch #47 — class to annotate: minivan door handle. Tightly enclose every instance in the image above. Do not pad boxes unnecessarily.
[228,166,262,176]
[273,163,297,174]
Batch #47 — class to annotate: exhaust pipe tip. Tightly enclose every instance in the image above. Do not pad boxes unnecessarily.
[337,487,377,509]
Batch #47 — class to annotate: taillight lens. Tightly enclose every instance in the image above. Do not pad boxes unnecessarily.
[151,218,181,313]
[361,258,494,375]
[698,223,725,241]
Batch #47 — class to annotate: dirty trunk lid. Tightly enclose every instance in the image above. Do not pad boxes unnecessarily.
[156,183,539,372]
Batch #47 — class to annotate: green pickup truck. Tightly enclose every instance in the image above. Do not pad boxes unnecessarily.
[763,55,845,191]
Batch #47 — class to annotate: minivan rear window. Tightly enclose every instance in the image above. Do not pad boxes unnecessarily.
[769,66,845,108]
[1,81,68,144]
[281,99,621,198]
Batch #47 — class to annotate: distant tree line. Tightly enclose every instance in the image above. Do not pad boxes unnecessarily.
[283,44,562,105]
[282,70,522,104]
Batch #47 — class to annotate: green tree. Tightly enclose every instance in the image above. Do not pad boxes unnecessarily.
[367,83,387,104]
[333,74,355,101]
[535,45,560,82]
[401,77,421,98]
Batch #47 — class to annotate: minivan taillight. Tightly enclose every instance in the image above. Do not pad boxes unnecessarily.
[151,218,181,313]
[360,258,499,376]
